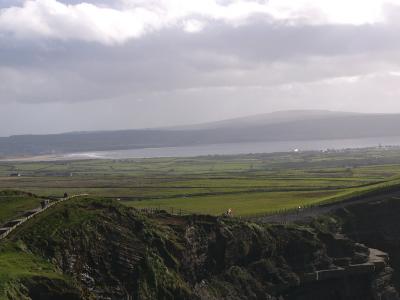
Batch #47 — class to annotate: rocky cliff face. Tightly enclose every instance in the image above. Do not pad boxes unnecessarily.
[5,197,400,299]
[329,197,400,296]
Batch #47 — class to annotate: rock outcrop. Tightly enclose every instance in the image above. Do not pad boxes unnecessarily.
[328,196,400,297]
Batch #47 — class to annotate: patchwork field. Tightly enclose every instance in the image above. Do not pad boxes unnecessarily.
[2,147,400,217]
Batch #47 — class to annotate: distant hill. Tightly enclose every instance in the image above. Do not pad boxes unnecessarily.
[1,110,400,157]
[168,110,360,130]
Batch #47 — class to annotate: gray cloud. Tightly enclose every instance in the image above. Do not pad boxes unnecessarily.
[2,20,400,101]
[1,0,400,136]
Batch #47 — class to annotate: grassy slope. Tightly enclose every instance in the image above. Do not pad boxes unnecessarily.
[127,178,400,216]
[0,191,76,299]
[128,190,340,216]
[0,196,191,299]
[0,196,107,299]
[0,191,44,225]
[0,245,67,299]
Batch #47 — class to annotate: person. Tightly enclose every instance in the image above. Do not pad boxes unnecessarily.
[64,192,68,198]
[220,208,233,217]
[40,200,48,209]
[223,208,233,217]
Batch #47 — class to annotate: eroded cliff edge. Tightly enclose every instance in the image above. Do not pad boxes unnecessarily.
[326,196,400,297]
[1,197,399,299]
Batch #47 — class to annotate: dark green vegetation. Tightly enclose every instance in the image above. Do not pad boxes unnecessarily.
[0,195,397,299]
[3,148,400,215]
[3,110,400,157]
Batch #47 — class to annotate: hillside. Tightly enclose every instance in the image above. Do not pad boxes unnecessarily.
[168,110,360,130]
[0,195,398,299]
[2,110,400,157]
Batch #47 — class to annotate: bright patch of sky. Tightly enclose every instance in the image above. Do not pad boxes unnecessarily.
[0,0,398,44]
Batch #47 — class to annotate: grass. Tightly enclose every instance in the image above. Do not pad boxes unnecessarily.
[0,191,43,225]
[0,197,98,299]
[0,243,67,299]
[126,177,400,216]
[127,190,340,216]
[2,148,400,216]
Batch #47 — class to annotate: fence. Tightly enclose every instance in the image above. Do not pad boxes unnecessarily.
[133,182,400,224]
[0,194,88,240]
[136,206,195,216]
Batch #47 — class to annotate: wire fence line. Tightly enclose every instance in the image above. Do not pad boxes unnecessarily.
[134,183,400,224]
[0,194,88,240]
[136,206,195,216]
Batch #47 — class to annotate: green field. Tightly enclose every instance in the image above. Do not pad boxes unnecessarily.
[2,147,400,217]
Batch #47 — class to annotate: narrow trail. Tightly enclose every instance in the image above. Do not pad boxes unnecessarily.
[253,190,400,224]
[0,194,88,240]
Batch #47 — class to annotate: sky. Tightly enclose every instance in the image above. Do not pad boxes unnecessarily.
[1,0,400,136]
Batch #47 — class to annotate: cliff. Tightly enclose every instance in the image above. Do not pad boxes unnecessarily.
[0,196,398,299]
[326,196,400,296]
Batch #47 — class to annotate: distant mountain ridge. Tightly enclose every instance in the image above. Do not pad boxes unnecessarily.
[1,110,400,157]
[167,110,361,130]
